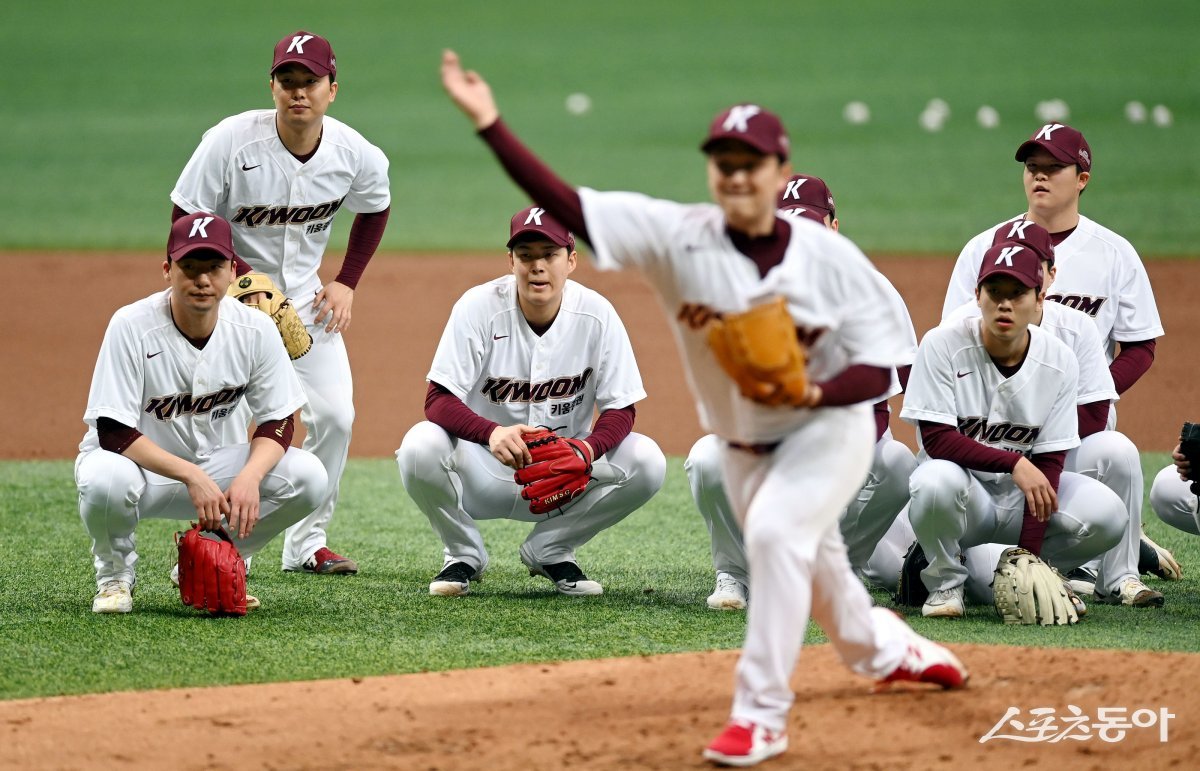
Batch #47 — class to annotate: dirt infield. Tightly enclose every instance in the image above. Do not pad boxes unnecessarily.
[5,252,1198,768]
[4,645,1196,769]
[5,253,1198,458]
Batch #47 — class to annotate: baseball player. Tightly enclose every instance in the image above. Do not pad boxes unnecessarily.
[78,212,328,613]
[396,206,666,596]
[1150,443,1199,536]
[440,50,967,768]
[941,224,1165,607]
[171,30,391,575]
[687,174,919,610]
[903,242,1127,618]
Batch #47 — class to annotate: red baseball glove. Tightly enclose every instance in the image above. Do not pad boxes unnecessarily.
[514,429,594,515]
[175,524,248,616]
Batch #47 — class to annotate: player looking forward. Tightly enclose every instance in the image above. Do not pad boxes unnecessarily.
[78,212,327,613]
[396,206,665,596]
[440,50,967,768]
[172,30,391,575]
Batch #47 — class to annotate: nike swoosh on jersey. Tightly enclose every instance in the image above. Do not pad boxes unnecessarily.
[147,351,163,359]
[493,334,509,340]
[241,162,262,171]
[956,370,972,378]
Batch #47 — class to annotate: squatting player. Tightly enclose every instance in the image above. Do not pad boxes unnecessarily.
[171,30,391,575]
[396,206,666,596]
[903,243,1126,619]
[686,174,919,610]
[78,213,327,613]
[440,50,968,768]
[939,123,1177,596]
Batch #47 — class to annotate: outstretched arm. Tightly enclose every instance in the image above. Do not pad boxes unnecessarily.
[441,50,500,130]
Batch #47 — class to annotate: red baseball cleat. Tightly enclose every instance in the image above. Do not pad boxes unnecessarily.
[702,720,788,767]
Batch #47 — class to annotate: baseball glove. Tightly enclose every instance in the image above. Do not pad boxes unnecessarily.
[706,297,808,407]
[992,547,1078,626]
[175,524,248,616]
[514,428,594,515]
[893,540,930,608]
[1180,421,1200,494]
[227,273,312,359]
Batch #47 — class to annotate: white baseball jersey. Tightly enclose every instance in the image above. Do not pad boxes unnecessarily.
[171,110,391,298]
[427,276,646,437]
[578,188,913,444]
[80,290,307,461]
[902,318,1081,510]
[942,215,1164,359]
[942,299,1117,407]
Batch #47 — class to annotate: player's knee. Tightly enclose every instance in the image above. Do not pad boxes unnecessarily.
[1150,466,1198,534]
[1078,430,1141,488]
[1080,484,1127,550]
[619,433,667,502]
[285,449,329,511]
[875,439,918,501]
[908,460,969,513]
[684,434,723,501]
[395,421,454,486]
[76,450,142,515]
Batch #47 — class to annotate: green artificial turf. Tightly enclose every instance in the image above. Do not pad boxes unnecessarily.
[1,452,1195,701]
[2,0,1197,254]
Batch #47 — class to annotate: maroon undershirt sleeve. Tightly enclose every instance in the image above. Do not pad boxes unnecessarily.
[584,405,636,459]
[897,365,912,392]
[478,120,591,245]
[333,207,391,289]
[1017,451,1066,555]
[873,401,890,442]
[172,204,253,276]
[425,382,500,445]
[97,417,143,455]
[1109,339,1156,394]
[919,421,1022,473]
[816,365,892,407]
[1077,400,1111,439]
[253,415,295,452]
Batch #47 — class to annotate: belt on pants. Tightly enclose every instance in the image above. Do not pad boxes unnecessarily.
[724,439,782,455]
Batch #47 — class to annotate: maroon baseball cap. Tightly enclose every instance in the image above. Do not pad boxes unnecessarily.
[977,243,1043,290]
[1015,123,1091,172]
[271,31,336,80]
[778,174,835,219]
[778,205,827,224]
[168,212,236,262]
[507,206,575,251]
[990,218,1055,266]
[701,104,790,160]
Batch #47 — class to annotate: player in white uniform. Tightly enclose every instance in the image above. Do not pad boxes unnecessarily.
[903,243,1126,618]
[940,125,1173,603]
[686,174,919,610]
[396,206,666,596]
[77,212,328,613]
[171,31,391,575]
[1150,441,1200,537]
[440,50,967,768]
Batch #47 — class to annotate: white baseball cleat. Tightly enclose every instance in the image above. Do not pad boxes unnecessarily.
[921,586,965,618]
[706,573,748,610]
[92,580,133,614]
[703,719,788,767]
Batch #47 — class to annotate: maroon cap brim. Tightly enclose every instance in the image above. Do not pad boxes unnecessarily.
[1015,139,1076,166]
[271,57,332,77]
[169,243,235,262]
[701,133,778,158]
[507,228,573,250]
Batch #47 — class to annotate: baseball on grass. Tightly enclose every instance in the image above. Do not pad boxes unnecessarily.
[1125,101,1147,124]
[1035,99,1070,122]
[976,105,1000,129]
[842,101,870,125]
[565,92,592,116]
[1152,104,1173,127]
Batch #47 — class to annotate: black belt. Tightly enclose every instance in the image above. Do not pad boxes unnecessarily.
[726,440,781,455]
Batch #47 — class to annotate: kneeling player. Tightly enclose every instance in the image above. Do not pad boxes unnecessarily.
[396,207,666,596]
[901,243,1126,618]
[78,213,328,613]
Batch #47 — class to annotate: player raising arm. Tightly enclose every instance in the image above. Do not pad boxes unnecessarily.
[172,30,391,576]
[396,206,666,596]
[440,50,966,768]
[78,213,327,613]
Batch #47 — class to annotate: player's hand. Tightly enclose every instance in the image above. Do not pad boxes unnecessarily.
[224,471,262,540]
[1012,457,1057,522]
[489,424,537,469]
[441,49,499,130]
[1171,443,1191,481]
[313,281,354,333]
[185,467,231,531]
